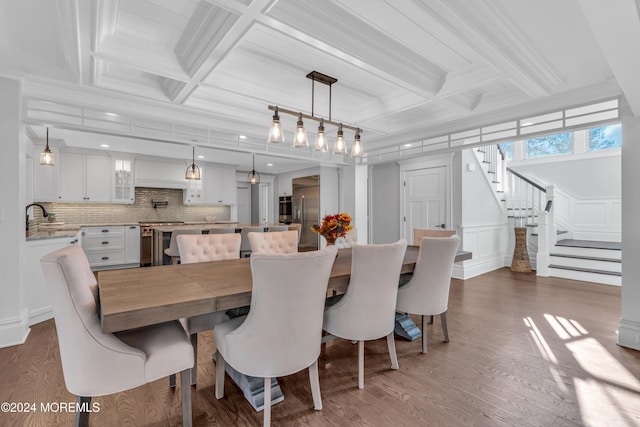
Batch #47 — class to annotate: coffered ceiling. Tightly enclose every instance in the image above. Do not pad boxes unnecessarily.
[1,0,638,172]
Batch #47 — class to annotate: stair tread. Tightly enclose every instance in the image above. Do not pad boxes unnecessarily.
[556,239,621,251]
[531,230,567,236]
[548,264,621,276]
[550,253,621,263]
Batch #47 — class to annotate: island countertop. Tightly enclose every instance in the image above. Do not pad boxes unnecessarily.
[151,223,289,232]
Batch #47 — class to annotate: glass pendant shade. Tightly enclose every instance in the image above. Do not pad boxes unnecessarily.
[39,128,55,166]
[314,119,328,152]
[333,123,347,154]
[351,129,363,157]
[185,147,201,180]
[293,113,309,148]
[247,154,261,184]
[267,107,285,144]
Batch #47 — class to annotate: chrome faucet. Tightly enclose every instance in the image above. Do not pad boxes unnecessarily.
[26,203,49,232]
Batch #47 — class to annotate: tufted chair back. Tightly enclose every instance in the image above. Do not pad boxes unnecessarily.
[165,228,202,257]
[177,233,241,264]
[248,230,298,255]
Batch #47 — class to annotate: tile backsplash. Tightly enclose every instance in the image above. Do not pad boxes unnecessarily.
[33,188,230,224]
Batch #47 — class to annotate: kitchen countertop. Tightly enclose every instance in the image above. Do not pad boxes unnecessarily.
[26,228,80,241]
[151,223,289,232]
[25,222,140,241]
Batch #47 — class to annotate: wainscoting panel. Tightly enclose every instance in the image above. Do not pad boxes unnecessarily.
[455,223,509,280]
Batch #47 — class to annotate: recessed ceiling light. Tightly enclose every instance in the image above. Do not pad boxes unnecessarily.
[267,163,273,167]
[100,144,109,148]
[404,143,413,147]
[197,155,205,159]
[521,122,534,127]
[105,112,119,117]
[239,135,247,139]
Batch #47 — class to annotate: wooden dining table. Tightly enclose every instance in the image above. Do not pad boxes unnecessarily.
[98,246,472,334]
[98,245,471,411]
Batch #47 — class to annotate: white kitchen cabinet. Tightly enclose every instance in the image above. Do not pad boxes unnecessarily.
[59,153,111,203]
[124,225,141,264]
[135,158,188,189]
[24,233,81,324]
[33,146,59,202]
[81,226,139,270]
[112,158,135,204]
[277,173,293,196]
[203,165,237,205]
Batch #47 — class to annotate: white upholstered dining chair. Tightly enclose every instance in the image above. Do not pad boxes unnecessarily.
[172,232,242,386]
[40,245,193,427]
[323,239,408,389]
[164,228,202,264]
[248,230,298,255]
[240,226,265,257]
[214,245,338,427]
[287,223,302,243]
[396,235,460,353]
[177,232,241,263]
[412,228,456,245]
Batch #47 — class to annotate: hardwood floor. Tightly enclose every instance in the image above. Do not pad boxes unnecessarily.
[1,268,639,426]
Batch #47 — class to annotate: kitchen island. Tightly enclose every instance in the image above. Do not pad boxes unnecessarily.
[151,223,294,266]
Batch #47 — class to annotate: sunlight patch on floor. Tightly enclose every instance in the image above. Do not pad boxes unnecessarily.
[567,337,640,426]
[524,316,558,363]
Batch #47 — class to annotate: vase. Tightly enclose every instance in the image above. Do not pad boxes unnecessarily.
[324,236,337,245]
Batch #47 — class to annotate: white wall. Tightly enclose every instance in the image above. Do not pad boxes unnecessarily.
[510,150,620,199]
[460,149,506,225]
[619,102,640,351]
[0,77,30,347]
[319,166,340,217]
[340,164,368,244]
[369,162,400,244]
[458,149,509,278]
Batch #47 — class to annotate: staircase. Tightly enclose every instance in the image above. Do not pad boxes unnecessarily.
[549,239,621,286]
[474,146,621,286]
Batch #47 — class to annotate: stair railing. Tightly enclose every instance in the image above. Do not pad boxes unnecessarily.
[485,144,507,193]
[505,167,555,276]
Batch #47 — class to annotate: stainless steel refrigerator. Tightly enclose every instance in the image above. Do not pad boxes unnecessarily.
[292,176,319,251]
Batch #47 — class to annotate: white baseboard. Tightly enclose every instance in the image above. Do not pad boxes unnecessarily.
[0,309,31,349]
[29,306,53,326]
[455,257,506,280]
[617,318,640,351]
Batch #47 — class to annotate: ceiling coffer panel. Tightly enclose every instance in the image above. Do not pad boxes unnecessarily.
[266,0,447,95]
[174,3,241,77]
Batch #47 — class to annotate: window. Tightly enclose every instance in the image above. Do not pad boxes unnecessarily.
[526,132,571,158]
[589,124,621,151]
[498,142,512,160]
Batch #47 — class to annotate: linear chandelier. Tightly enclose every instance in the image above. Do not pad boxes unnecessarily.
[267,71,363,157]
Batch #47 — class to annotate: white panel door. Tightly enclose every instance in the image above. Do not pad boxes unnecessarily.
[404,166,447,244]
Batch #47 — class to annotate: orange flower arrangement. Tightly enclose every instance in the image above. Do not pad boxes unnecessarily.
[311,213,353,245]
